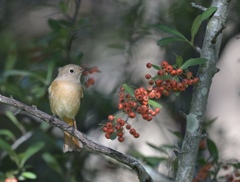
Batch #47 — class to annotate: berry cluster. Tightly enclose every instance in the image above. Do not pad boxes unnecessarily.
[145,61,199,96]
[82,66,100,87]
[102,60,199,142]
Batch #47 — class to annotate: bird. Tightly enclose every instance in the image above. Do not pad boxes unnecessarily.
[48,64,84,152]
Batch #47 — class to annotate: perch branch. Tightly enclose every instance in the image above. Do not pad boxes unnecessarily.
[0,95,157,182]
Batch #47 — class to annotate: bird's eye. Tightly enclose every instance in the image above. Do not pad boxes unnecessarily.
[69,69,75,73]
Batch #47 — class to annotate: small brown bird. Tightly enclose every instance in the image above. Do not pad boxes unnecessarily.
[48,64,84,152]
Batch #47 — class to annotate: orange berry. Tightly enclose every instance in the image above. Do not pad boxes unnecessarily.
[88,66,100,73]
[166,65,173,73]
[170,70,177,75]
[117,131,124,137]
[155,79,162,87]
[124,107,131,114]
[148,80,154,85]
[177,83,184,90]
[146,62,152,68]
[155,92,161,99]
[126,124,131,130]
[105,133,110,139]
[193,77,199,83]
[106,122,113,129]
[87,77,95,85]
[176,68,183,75]
[129,112,136,118]
[103,127,108,132]
[108,128,114,134]
[146,115,152,121]
[118,137,124,142]
[182,79,189,85]
[108,115,114,121]
[118,103,123,109]
[134,89,141,95]
[134,133,140,138]
[157,70,164,76]
[161,61,168,68]
[145,74,151,79]
[130,128,136,135]
[155,108,160,113]
[148,91,155,98]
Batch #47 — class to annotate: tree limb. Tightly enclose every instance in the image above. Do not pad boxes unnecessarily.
[176,0,231,181]
[0,94,155,182]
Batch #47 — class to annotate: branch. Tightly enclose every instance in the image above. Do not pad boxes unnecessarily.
[0,94,155,182]
[190,2,207,11]
[65,0,82,62]
[176,0,231,181]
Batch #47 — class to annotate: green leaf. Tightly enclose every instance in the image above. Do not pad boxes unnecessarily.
[59,1,67,13]
[144,156,167,167]
[168,129,183,140]
[152,75,172,81]
[5,111,26,134]
[146,142,168,154]
[201,7,217,21]
[110,132,117,140]
[48,19,62,31]
[148,100,162,108]
[180,58,207,69]
[122,83,134,98]
[0,139,19,165]
[19,142,44,168]
[176,55,183,68]
[21,172,37,179]
[157,37,187,46]
[151,63,161,70]
[154,25,188,42]
[191,15,202,44]
[207,138,219,162]
[42,153,63,175]
[191,7,217,44]
[0,129,15,140]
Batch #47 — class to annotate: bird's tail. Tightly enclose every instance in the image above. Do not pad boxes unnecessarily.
[63,117,83,153]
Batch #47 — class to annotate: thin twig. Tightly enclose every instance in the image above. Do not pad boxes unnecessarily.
[190,2,207,11]
[65,0,82,62]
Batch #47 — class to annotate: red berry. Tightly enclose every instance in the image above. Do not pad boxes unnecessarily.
[129,112,136,118]
[105,133,110,139]
[117,131,124,137]
[161,61,168,68]
[170,70,177,75]
[106,122,113,129]
[176,68,183,75]
[145,74,151,79]
[130,128,136,135]
[157,70,164,76]
[126,124,131,130]
[108,115,114,121]
[118,103,123,109]
[193,77,199,83]
[103,127,108,132]
[118,137,124,142]
[166,65,173,73]
[134,133,140,138]
[177,83,184,91]
[146,62,152,68]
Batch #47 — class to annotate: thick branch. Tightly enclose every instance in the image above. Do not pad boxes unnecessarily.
[176,0,231,181]
[0,95,154,182]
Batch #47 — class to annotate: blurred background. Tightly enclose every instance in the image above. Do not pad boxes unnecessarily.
[0,0,239,181]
